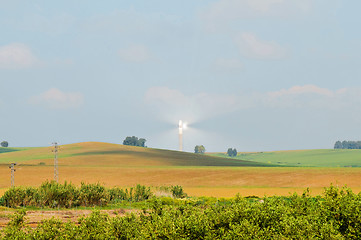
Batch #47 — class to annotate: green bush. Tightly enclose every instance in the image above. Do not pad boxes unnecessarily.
[132,184,152,201]
[79,182,109,206]
[1,209,29,239]
[2,186,361,239]
[108,187,127,202]
[171,185,187,198]
[1,181,156,208]
[2,187,30,207]
[38,181,79,208]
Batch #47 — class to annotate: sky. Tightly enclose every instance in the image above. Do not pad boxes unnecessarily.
[1,0,361,152]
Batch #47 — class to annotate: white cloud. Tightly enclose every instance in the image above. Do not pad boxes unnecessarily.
[144,86,245,123]
[145,85,361,122]
[213,58,243,71]
[266,85,361,109]
[269,85,333,98]
[118,44,151,63]
[234,32,288,60]
[0,43,39,69]
[28,88,84,109]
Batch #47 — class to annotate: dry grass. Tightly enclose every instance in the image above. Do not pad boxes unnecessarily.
[1,165,361,197]
[1,142,361,197]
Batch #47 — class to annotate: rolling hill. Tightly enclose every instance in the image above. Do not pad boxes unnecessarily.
[0,142,268,167]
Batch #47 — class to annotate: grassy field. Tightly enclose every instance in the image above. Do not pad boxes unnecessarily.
[1,142,361,197]
[0,147,26,154]
[211,149,361,167]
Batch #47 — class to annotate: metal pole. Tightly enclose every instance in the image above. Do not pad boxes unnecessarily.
[52,142,59,182]
[9,163,16,187]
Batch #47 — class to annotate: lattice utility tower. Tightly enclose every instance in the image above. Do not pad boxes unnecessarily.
[52,142,59,182]
[9,163,16,187]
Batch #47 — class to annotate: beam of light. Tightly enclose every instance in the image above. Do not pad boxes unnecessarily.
[178,120,183,151]
[178,120,183,134]
[178,120,191,152]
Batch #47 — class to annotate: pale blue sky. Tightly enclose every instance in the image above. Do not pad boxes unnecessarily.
[1,0,361,151]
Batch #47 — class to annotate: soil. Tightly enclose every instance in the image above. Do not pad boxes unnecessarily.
[0,208,136,229]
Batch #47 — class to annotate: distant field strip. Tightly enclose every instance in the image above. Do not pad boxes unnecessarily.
[0,147,22,154]
[212,149,361,167]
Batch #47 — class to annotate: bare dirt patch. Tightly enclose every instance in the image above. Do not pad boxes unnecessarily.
[0,208,135,229]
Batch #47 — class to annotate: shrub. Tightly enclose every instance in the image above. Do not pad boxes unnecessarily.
[108,187,127,202]
[171,185,187,198]
[0,181,157,208]
[79,182,109,206]
[132,184,152,201]
[2,186,361,239]
[2,187,29,207]
[38,181,79,208]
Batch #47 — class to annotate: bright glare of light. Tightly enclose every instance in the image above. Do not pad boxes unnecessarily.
[183,122,188,129]
[178,120,183,129]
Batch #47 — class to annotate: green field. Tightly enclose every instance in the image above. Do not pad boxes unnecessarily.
[0,147,23,154]
[211,149,361,167]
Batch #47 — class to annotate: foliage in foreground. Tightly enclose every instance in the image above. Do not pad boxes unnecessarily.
[0,181,165,208]
[2,185,361,239]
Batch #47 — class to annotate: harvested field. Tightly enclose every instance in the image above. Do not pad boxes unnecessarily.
[1,165,361,197]
[1,142,361,197]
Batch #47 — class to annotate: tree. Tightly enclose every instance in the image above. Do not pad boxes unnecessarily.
[123,136,147,147]
[227,148,237,157]
[194,145,205,154]
[334,141,342,149]
[342,140,348,149]
[334,140,361,149]
[138,138,146,147]
[1,141,8,147]
[227,148,233,157]
[232,148,237,157]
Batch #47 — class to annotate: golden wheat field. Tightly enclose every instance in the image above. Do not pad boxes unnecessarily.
[1,142,361,197]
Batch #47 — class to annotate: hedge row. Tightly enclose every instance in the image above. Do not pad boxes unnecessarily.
[2,185,361,239]
[0,181,155,208]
